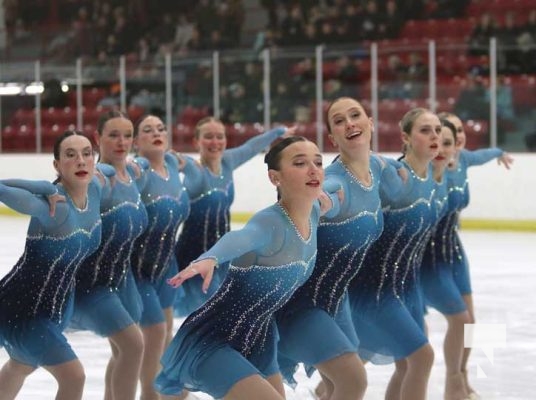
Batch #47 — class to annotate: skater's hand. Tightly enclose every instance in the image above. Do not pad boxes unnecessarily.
[497,152,514,170]
[396,166,408,183]
[281,125,297,138]
[46,192,66,217]
[167,258,217,293]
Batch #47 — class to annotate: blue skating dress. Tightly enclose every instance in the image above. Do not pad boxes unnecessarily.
[421,148,503,313]
[348,160,438,364]
[174,127,287,317]
[71,161,149,336]
[420,172,468,314]
[156,202,323,399]
[0,178,102,367]
[276,155,404,384]
[131,153,195,326]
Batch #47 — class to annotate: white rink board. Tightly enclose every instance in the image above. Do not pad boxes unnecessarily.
[1,152,535,221]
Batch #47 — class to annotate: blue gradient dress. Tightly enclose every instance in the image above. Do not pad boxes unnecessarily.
[156,202,325,399]
[174,127,287,317]
[71,161,149,336]
[348,160,438,364]
[421,148,503,313]
[0,178,102,366]
[130,153,198,326]
[276,155,404,384]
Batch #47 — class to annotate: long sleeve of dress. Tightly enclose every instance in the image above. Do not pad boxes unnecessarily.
[95,164,117,199]
[461,148,503,167]
[0,179,58,196]
[0,180,57,219]
[224,127,286,169]
[322,178,343,219]
[180,155,204,195]
[194,211,274,265]
[133,156,151,192]
[376,155,406,201]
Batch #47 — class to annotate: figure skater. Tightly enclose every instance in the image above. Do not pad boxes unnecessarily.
[174,117,295,317]
[129,114,201,400]
[0,131,103,400]
[420,117,472,400]
[348,108,442,400]
[276,97,406,400]
[155,135,340,400]
[425,112,513,399]
[70,111,148,400]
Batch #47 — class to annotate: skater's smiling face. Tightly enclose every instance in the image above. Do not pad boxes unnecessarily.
[195,118,227,165]
[326,97,373,154]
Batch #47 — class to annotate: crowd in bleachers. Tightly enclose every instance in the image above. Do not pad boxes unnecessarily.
[2,0,536,153]
[4,0,246,62]
[257,0,467,48]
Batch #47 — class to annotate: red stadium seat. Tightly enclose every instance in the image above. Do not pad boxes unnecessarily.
[172,123,195,152]
[178,106,210,126]
[11,108,35,126]
[83,87,108,107]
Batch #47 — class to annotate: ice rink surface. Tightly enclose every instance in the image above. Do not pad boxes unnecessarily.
[0,216,535,399]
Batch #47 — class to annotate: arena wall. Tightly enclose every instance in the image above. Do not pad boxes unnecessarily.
[1,153,534,231]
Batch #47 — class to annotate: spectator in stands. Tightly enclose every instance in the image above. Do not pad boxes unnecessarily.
[279,4,306,46]
[454,74,489,121]
[380,54,408,99]
[294,57,316,99]
[377,0,404,39]
[323,79,344,102]
[360,0,382,40]
[271,82,296,121]
[154,14,176,45]
[182,26,206,53]
[488,76,516,144]
[336,55,359,84]
[174,14,195,54]
[72,7,92,57]
[516,10,536,73]
[91,15,112,57]
[468,55,490,77]
[242,62,262,99]
[342,3,363,39]
[260,0,279,29]
[406,52,428,97]
[221,0,246,47]
[135,36,151,63]
[194,0,218,40]
[205,29,232,50]
[497,12,522,74]
[302,22,319,44]
[469,12,498,56]
[317,19,339,45]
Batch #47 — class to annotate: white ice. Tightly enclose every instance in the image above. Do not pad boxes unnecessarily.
[1,216,535,399]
